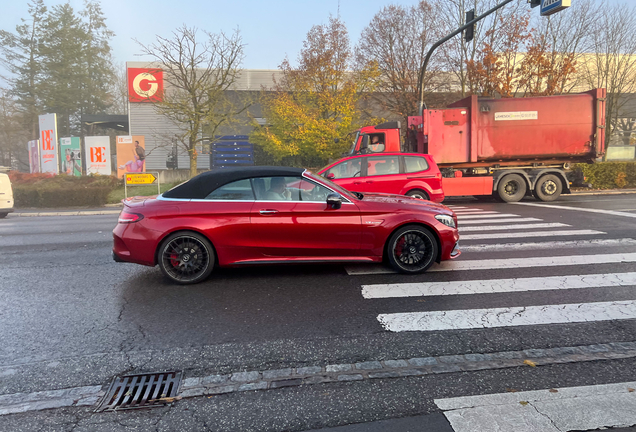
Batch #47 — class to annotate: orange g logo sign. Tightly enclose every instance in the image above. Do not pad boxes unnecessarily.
[128,68,164,103]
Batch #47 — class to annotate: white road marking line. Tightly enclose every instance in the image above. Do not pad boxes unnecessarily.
[458,213,521,219]
[362,272,636,299]
[459,223,569,232]
[513,201,636,218]
[460,238,636,252]
[445,206,472,209]
[452,210,497,215]
[432,252,636,272]
[377,300,636,332]
[435,382,636,432]
[459,217,542,225]
[345,251,632,275]
[460,229,605,240]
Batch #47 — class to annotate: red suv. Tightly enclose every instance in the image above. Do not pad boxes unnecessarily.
[318,153,444,202]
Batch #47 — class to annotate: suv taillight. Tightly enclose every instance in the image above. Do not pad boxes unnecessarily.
[118,211,144,223]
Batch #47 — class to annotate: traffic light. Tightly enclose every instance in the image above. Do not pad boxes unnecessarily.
[530,0,541,7]
[464,9,475,43]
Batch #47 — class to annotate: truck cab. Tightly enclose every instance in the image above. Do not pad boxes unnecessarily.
[348,122,402,155]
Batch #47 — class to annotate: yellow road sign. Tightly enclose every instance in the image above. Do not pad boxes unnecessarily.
[125,173,157,185]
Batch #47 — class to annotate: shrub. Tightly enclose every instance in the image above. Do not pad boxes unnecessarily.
[573,162,636,189]
[9,171,122,208]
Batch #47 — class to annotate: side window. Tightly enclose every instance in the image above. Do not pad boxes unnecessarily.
[253,176,301,201]
[205,178,255,200]
[367,134,386,153]
[404,156,429,173]
[323,159,362,180]
[299,179,334,201]
[366,156,400,177]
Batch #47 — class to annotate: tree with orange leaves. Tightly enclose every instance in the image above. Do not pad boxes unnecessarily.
[251,17,379,167]
[466,12,577,98]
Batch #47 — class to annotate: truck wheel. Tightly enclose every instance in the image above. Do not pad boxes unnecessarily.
[534,174,562,202]
[497,174,527,203]
[406,189,429,200]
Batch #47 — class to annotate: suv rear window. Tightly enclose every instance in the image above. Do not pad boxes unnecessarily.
[404,156,429,173]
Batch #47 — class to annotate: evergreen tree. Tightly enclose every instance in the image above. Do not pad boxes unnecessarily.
[0,0,47,140]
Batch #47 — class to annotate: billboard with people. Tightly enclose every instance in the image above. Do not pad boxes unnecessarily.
[59,137,82,176]
[116,135,145,179]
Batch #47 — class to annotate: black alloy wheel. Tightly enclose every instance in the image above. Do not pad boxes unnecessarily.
[158,231,215,284]
[497,174,527,202]
[406,189,430,200]
[387,225,438,274]
[534,174,562,202]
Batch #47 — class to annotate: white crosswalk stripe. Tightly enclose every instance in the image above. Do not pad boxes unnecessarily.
[362,272,636,299]
[458,213,523,219]
[377,301,636,332]
[459,217,541,225]
[459,222,570,232]
[460,238,636,252]
[460,229,605,240]
[436,382,636,432]
[352,204,636,337]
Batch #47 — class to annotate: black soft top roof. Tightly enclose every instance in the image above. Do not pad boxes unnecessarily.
[162,166,306,199]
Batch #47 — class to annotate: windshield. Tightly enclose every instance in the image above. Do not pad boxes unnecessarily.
[304,171,358,201]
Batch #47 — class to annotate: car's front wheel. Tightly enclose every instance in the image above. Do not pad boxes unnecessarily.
[406,189,430,200]
[158,231,215,284]
[387,225,438,274]
[0,212,7,219]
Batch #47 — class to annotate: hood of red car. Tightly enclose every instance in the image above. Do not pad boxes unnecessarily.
[360,193,452,213]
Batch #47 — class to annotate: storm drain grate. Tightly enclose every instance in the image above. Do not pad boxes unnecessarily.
[95,371,183,412]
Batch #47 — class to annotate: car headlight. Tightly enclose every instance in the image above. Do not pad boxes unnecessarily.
[435,214,456,228]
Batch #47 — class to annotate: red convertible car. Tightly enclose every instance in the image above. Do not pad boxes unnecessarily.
[113,167,460,284]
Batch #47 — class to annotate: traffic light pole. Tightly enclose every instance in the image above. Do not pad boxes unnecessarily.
[417,0,516,116]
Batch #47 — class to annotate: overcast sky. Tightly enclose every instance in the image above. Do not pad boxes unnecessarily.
[0,0,630,70]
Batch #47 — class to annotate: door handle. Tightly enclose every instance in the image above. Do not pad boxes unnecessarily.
[259,210,279,215]
[365,180,374,184]
[353,181,363,185]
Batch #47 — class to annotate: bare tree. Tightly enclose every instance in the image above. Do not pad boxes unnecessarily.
[579,2,636,147]
[107,62,128,115]
[433,0,526,97]
[356,1,444,121]
[529,0,598,94]
[136,25,245,177]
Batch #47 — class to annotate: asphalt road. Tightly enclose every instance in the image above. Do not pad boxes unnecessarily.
[1,193,636,431]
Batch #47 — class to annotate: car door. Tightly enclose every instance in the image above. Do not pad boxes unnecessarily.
[359,155,403,194]
[250,176,362,258]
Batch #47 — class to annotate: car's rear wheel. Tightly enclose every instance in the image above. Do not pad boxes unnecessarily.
[406,189,430,200]
[0,212,7,219]
[387,225,438,274]
[158,231,215,284]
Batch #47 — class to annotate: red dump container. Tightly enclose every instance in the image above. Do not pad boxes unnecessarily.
[424,89,606,167]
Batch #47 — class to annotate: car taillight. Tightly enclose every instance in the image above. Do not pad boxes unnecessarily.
[118,211,144,223]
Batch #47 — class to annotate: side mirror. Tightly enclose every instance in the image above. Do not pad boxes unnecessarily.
[326,172,335,180]
[326,193,342,209]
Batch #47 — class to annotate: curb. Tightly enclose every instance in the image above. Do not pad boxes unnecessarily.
[10,210,121,217]
[1,341,634,416]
